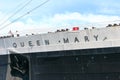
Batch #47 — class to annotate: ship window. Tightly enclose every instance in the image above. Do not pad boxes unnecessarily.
[75,57,79,61]
[91,56,95,63]
[106,76,109,80]
[104,56,107,59]
[91,56,94,60]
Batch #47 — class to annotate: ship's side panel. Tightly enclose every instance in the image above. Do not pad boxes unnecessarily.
[0,55,8,80]
[28,47,120,80]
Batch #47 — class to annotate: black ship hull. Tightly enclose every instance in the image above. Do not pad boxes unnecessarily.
[1,47,120,80]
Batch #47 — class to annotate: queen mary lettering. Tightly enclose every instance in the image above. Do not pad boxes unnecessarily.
[12,40,40,48]
[12,35,103,48]
[12,40,49,48]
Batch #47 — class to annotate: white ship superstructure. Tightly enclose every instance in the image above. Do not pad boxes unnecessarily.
[1,25,120,53]
[1,24,120,80]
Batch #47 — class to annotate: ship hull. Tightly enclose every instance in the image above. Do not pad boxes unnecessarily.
[0,55,8,80]
[1,47,120,80]
[29,47,120,80]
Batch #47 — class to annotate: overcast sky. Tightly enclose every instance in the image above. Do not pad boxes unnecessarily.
[0,0,120,34]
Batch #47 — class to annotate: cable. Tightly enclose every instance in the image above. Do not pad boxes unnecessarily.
[0,0,32,27]
[27,0,50,14]
[0,0,50,30]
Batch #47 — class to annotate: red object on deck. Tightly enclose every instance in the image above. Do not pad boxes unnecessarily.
[73,27,79,31]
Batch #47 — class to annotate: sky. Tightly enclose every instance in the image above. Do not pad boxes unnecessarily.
[0,0,120,35]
